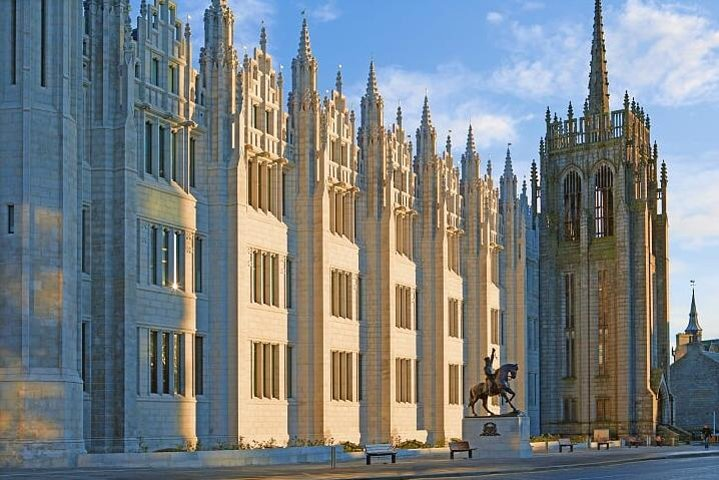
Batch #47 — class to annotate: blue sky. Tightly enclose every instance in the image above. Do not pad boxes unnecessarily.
[131,0,719,345]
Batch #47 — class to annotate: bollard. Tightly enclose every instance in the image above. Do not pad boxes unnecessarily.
[330,445,337,469]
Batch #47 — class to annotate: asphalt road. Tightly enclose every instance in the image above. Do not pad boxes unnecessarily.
[447,456,719,480]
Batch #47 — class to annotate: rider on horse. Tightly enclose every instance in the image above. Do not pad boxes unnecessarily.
[484,348,498,394]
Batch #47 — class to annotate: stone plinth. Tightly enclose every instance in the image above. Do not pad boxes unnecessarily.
[462,414,531,458]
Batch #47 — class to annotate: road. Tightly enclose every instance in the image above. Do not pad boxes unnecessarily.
[447,456,719,480]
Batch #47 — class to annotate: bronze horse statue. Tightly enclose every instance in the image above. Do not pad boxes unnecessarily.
[468,363,519,416]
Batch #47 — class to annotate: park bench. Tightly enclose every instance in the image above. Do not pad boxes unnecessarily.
[364,443,396,465]
[558,438,575,452]
[449,440,477,459]
[625,435,642,447]
[594,429,610,450]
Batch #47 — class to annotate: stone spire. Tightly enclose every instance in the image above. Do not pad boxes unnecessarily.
[298,16,312,59]
[396,105,403,129]
[462,124,480,181]
[365,61,379,99]
[335,66,343,94]
[587,0,610,114]
[420,95,432,129]
[466,125,476,156]
[416,95,436,162]
[685,288,702,341]
[445,134,452,155]
[504,144,514,178]
[259,22,267,53]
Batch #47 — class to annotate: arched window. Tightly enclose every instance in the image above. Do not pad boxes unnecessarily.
[594,165,614,238]
[563,171,581,241]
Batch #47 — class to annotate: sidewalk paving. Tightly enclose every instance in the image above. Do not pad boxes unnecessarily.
[3,445,719,480]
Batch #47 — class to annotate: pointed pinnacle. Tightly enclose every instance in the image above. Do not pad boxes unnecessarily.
[466,124,476,156]
[365,61,379,98]
[396,105,403,129]
[421,95,432,128]
[588,0,610,114]
[298,16,312,59]
[335,66,343,94]
[260,22,267,53]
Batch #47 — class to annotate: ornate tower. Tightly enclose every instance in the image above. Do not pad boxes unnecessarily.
[674,289,702,361]
[0,0,86,465]
[415,98,464,442]
[539,0,670,436]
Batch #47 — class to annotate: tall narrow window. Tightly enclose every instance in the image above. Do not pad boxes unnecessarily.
[159,126,166,177]
[7,204,15,234]
[149,330,158,394]
[251,342,280,399]
[285,257,292,308]
[150,226,158,285]
[564,273,576,378]
[81,322,88,390]
[594,165,614,238]
[11,0,17,84]
[161,229,169,286]
[358,353,364,401]
[286,345,293,399]
[145,122,153,174]
[173,333,184,395]
[597,270,611,376]
[174,231,184,289]
[81,208,89,273]
[448,364,460,405]
[330,351,354,401]
[168,64,177,94]
[491,309,499,344]
[40,0,47,87]
[563,171,582,241]
[151,58,160,86]
[194,236,203,293]
[161,332,170,394]
[189,138,196,187]
[194,336,204,396]
[171,131,178,182]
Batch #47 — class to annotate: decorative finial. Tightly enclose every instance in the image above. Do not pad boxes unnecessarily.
[260,21,267,53]
[335,65,343,94]
[396,104,403,129]
[446,133,452,154]
[624,90,630,110]
[568,101,574,119]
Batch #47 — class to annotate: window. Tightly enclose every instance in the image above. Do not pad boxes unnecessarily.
[7,204,15,235]
[395,213,413,258]
[149,330,158,393]
[285,258,292,308]
[81,208,89,272]
[329,188,355,241]
[11,0,16,84]
[265,110,272,135]
[491,309,499,344]
[145,122,153,174]
[189,138,196,187]
[40,0,46,87]
[500,311,505,345]
[158,126,166,177]
[395,358,413,403]
[173,333,184,395]
[168,64,177,94]
[562,397,577,422]
[564,273,576,378]
[161,332,170,394]
[449,298,461,338]
[247,160,281,218]
[596,397,610,422]
[598,270,611,376]
[563,171,582,241]
[194,236,203,293]
[491,248,500,285]
[395,285,413,329]
[250,250,280,307]
[358,353,364,401]
[415,360,421,404]
[81,322,89,390]
[171,131,178,182]
[194,336,204,396]
[173,231,184,290]
[252,342,280,399]
[161,229,169,286]
[331,351,354,401]
[151,58,160,86]
[448,364,460,405]
[594,165,614,238]
[331,269,353,319]
[285,345,293,399]
[150,226,158,285]
[447,233,460,273]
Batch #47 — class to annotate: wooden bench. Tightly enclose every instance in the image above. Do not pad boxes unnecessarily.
[594,429,610,450]
[364,444,397,465]
[625,435,642,448]
[449,440,477,459]
[558,438,574,452]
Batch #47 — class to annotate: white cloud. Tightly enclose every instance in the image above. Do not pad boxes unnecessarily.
[346,63,520,154]
[607,0,719,106]
[312,1,341,23]
[487,12,504,25]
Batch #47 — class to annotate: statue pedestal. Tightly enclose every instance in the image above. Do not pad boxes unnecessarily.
[462,414,532,458]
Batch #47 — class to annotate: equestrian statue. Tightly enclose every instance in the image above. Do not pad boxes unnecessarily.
[468,348,520,416]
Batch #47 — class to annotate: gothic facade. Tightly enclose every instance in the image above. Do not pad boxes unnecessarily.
[0,0,538,465]
[538,0,670,437]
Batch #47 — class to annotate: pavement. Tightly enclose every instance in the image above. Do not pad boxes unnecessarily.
[2,444,719,480]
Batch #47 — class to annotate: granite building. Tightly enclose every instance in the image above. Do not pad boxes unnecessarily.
[537,0,671,437]
[0,0,539,465]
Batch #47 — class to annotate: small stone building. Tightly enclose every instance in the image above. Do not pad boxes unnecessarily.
[670,291,719,433]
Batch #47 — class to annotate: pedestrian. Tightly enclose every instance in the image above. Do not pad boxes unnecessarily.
[702,424,712,450]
